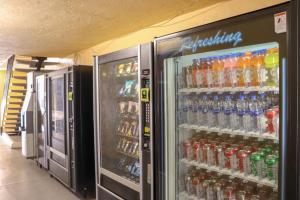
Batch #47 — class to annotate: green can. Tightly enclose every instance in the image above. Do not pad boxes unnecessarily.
[250,153,263,177]
[265,154,278,182]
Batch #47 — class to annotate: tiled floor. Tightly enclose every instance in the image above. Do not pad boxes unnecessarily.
[0,136,80,200]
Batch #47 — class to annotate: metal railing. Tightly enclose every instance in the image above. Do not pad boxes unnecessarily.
[0,55,15,135]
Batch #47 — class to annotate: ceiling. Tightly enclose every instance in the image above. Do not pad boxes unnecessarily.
[0,0,225,61]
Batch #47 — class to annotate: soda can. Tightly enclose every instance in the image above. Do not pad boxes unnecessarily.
[183,140,192,160]
[206,180,216,200]
[243,146,253,175]
[250,152,263,178]
[224,147,235,170]
[203,143,211,164]
[214,181,224,200]
[265,154,278,182]
[191,176,199,196]
[208,141,217,166]
[193,141,201,162]
[223,185,235,200]
[199,138,207,163]
[216,145,225,169]
[237,150,248,173]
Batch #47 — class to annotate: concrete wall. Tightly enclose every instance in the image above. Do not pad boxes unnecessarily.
[67,0,288,65]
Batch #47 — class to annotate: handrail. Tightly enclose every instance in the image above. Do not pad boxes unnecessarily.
[0,55,15,135]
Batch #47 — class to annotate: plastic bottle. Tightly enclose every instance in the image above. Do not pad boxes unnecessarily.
[192,59,198,88]
[264,48,279,87]
[187,96,194,124]
[197,95,203,125]
[178,95,187,124]
[229,54,238,87]
[230,94,238,130]
[223,94,234,129]
[248,93,263,132]
[201,95,209,126]
[217,94,226,128]
[243,52,253,87]
[200,58,208,88]
[212,56,225,88]
[236,93,248,130]
[207,95,216,127]
[212,94,222,127]
[236,53,246,87]
[186,66,193,88]
[192,96,199,125]
[195,59,203,88]
[206,57,214,88]
[257,93,268,134]
[223,55,232,87]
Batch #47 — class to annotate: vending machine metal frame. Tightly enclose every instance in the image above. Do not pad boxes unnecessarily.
[93,43,153,200]
[153,3,299,200]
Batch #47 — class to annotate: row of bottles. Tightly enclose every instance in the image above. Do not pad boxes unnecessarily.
[183,167,278,200]
[180,48,279,89]
[182,132,278,182]
[179,92,279,135]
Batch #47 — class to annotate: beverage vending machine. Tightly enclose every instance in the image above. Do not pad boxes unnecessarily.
[154,4,297,200]
[93,44,153,200]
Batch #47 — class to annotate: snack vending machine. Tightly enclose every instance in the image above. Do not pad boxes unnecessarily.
[46,66,95,198]
[94,44,153,200]
[154,4,297,200]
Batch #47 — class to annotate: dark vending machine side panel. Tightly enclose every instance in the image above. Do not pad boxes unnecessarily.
[139,43,154,200]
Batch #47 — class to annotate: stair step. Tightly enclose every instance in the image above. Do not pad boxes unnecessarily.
[7,95,25,99]
[10,78,26,84]
[9,89,26,93]
[3,122,21,125]
[12,71,27,76]
[5,110,21,114]
[3,124,18,128]
[3,120,20,123]
[10,82,26,87]
[7,98,23,103]
[10,85,26,90]
[6,108,21,111]
[7,104,22,108]
[3,128,19,133]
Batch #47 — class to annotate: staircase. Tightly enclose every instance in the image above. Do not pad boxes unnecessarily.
[2,70,27,134]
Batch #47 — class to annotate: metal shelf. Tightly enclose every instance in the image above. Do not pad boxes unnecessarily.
[178,86,279,94]
[181,159,277,189]
[178,192,199,200]
[179,123,278,142]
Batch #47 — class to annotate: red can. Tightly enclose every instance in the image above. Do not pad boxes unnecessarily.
[265,108,276,133]
[237,150,248,173]
[203,143,211,164]
[193,141,201,162]
[208,141,217,166]
[224,147,235,169]
[183,140,192,160]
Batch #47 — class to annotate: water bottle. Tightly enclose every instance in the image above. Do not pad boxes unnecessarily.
[201,95,209,126]
[179,95,188,124]
[248,93,262,132]
[192,96,199,125]
[187,95,195,124]
[257,93,268,134]
[236,93,247,131]
[197,95,203,125]
[222,94,233,129]
[217,94,225,128]
[212,94,222,127]
[230,94,238,130]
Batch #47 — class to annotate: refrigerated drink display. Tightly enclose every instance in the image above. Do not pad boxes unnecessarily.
[154,6,289,200]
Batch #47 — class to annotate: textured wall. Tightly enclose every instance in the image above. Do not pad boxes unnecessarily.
[68,0,288,65]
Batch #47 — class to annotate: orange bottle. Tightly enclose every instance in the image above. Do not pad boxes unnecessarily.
[250,50,265,86]
[237,52,252,87]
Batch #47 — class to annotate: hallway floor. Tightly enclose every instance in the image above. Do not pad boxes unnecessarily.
[0,136,80,200]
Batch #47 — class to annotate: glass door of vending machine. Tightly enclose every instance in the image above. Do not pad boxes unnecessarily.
[94,44,153,200]
[154,4,291,200]
[35,75,48,169]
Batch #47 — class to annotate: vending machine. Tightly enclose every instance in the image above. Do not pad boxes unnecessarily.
[34,74,48,168]
[46,66,95,198]
[93,44,153,200]
[153,4,297,200]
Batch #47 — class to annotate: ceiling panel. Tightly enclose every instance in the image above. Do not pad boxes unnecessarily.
[0,0,225,58]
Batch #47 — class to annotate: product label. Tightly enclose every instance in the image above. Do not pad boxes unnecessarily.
[274,11,287,34]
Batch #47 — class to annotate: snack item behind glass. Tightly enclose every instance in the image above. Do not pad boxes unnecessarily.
[125,62,133,73]
[117,63,125,74]
[119,101,128,114]
[131,61,138,73]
